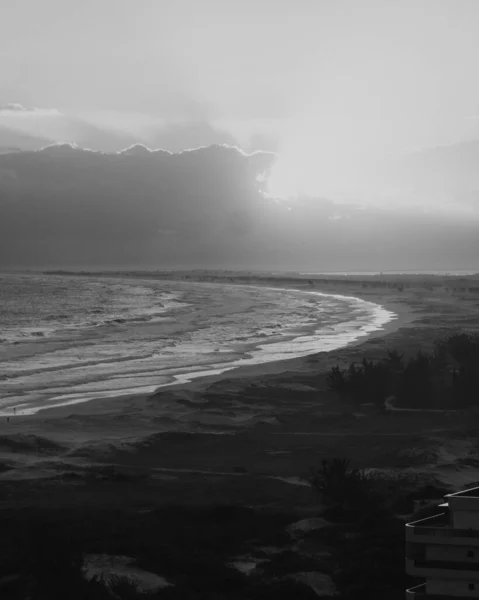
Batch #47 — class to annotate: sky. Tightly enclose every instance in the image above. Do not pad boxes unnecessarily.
[2,0,479,199]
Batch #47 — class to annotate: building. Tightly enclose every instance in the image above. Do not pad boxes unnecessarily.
[406,487,479,598]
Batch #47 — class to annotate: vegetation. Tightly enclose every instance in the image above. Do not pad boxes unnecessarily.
[309,457,448,599]
[329,514,406,600]
[0,453,449,599]
[327,332,479,409]
[0,505,320,599]
[310,458,374,518]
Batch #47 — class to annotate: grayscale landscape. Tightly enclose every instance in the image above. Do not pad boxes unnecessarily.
[2,2,479,599]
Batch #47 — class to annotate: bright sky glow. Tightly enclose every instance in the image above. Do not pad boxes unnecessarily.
[2,0,479,205]
[267,155,307,198]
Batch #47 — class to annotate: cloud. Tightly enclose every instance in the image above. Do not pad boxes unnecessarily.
[158,228,178,236]
[118,144,156,156]
[143,121,239,153]
[0,103,62,117]
[39,142,84,152]
[0,144,278,268]
[1,142,477,271]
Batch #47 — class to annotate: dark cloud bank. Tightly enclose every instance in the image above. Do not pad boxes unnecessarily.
[0,143,478,272]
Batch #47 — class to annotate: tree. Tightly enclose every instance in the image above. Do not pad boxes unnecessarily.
[385,349,404,372]
[326,366,345,392]
[396,351,435,408]
[310,458,370,513]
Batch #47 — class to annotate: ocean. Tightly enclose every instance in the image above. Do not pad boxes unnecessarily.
[0,273,396,415]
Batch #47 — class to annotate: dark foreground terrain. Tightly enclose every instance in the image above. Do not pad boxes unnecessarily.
[2,272,479,598]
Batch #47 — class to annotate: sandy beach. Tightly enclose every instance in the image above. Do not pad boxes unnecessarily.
[2,272,479,501]
[0,274,400,416]
[2,278,413,424]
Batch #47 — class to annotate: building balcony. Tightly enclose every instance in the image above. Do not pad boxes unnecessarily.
[406,583,478,599]
[406,513,479,546]
[406,558,479,580]
[446,487,479,509]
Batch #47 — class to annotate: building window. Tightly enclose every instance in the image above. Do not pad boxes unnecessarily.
[467,550,475,558]
[469,583,475,591]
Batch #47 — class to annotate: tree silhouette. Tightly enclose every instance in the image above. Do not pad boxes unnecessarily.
[310,458,369,509]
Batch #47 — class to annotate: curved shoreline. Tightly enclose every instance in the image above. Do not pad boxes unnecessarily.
[0,275,413,417]
[155,286,399,389]
[155,293,408,396]
[26,283,411,417]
